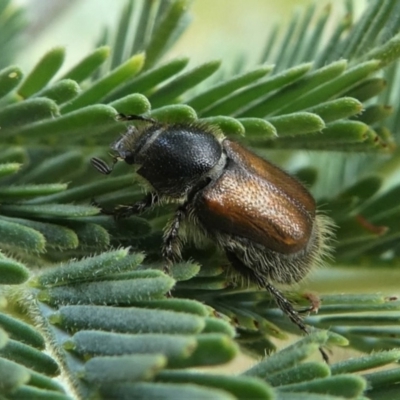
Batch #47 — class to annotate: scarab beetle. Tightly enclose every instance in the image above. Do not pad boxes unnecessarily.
[92,114,333,359]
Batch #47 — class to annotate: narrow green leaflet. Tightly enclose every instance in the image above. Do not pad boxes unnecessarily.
[17,47,65,98]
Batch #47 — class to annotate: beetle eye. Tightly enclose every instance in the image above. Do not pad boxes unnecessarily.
[123,152,135,164]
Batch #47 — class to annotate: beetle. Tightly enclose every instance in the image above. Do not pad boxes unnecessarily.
[92,114,333,359]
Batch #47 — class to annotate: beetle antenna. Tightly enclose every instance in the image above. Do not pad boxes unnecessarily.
[91,156,117,175]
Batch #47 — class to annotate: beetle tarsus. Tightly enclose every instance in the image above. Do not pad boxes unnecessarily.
[91,198,116,215]
[225,250,329,362]
[117,113,156,123]
[264,282,329,363]
[297,292,321,314]
[264,282,309,333]
[319,347,330,364]
[93,193,158,219]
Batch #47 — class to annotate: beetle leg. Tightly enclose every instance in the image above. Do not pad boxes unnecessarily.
[225,250,329,363]
[162,204,187,271]
[225,251,309,332]
[93,193,158,219]
[115,193,158,219]
[297,292,321,314]
[263,281,308,334]
[162,178,212,264]
[264,282,329,362]
[162,178,212,273]
[91,198,115,215]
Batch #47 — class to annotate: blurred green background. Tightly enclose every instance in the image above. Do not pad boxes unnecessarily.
[15,0,358,69]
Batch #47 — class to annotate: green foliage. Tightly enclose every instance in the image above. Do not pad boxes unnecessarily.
[1,0,400,399]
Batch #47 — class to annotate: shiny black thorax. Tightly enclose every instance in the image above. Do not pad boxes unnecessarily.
[113,122,222,198]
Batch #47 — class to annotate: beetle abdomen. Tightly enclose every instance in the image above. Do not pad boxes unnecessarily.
[216,213,332,285]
